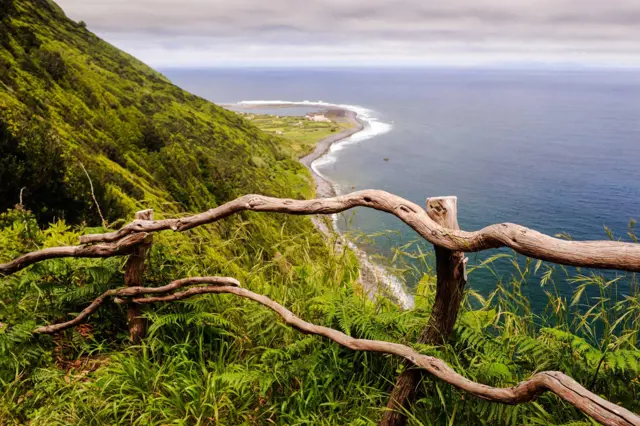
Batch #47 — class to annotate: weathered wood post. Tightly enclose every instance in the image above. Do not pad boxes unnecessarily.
[123,209,153,342]
[380,196,467,426]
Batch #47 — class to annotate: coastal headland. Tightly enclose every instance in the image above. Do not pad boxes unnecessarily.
[226,103,364,198]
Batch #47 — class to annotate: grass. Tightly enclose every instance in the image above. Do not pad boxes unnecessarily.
[1,208,639,425]
[243,112,354,158]
[0,0,312,225]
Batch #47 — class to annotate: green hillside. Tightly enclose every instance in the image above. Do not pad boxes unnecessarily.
[0,0,311,225]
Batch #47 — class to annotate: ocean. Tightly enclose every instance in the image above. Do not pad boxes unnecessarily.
[162,67,640,310]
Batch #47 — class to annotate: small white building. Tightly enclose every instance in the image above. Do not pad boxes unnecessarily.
[305,114,330,122]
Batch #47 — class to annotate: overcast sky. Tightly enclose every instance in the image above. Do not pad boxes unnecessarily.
[56,0,640,68]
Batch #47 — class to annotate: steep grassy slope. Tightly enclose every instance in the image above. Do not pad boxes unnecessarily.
[0,0,311,225]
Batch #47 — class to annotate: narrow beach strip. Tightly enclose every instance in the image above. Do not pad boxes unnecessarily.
[229,102,413,308]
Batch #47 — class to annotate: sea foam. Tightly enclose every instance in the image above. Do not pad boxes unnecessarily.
[236,100,413,309]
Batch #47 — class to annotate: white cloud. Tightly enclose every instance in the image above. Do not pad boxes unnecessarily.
[56,0,640,67]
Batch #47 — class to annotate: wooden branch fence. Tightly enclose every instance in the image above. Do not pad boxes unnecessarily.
[1,189,639,426]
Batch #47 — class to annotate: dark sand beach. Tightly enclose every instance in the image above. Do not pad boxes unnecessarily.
[299,109,364,198]
[227,103,412,308]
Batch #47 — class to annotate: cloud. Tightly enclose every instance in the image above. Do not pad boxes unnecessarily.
[55,0,640,67]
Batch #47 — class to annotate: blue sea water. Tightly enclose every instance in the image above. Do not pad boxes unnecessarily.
[162,67,640,309]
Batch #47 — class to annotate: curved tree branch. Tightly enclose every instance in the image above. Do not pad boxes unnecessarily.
[30,274,640,425]
[32,277,239,334]
[125,284,639,426]
[2,190,639,275]
[78,190,640,272]
[0,233,149,276]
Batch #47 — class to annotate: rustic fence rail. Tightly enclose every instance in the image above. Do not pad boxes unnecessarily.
[1,189,639,426]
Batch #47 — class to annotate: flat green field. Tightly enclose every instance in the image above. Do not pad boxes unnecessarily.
[243,113,354,157]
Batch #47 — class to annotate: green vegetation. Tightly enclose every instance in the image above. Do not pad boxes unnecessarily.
[242,112,353,158]
[0,0,313,224]
[2,210,639,424]
[0,1,639,425]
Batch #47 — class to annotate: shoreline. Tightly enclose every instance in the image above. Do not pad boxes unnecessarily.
[299,109,364,198]
[229,103,413,309]
[299,107,413,309]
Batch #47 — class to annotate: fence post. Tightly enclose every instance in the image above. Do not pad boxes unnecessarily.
[422,196,468,342]
[124,209,153,342]
[380,196,467,426]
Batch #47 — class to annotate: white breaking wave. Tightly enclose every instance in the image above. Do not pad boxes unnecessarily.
[236,100,413,309]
